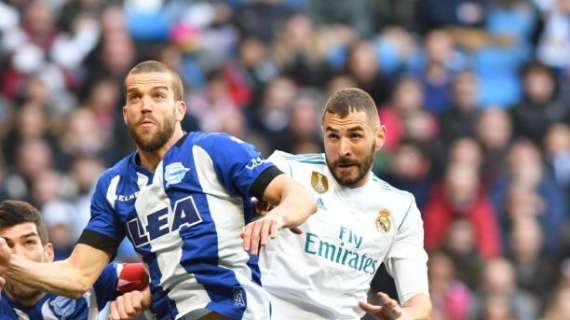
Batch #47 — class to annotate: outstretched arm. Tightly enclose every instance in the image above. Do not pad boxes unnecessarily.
[0,241,110,299]
[242,173,316,255]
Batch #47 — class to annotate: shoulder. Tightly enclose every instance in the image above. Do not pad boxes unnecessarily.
[370,175,418,224]
[268,151,325,166]
[268,151,326,176]
[189,132,245,148]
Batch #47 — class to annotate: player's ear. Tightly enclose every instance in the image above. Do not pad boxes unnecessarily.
[122,105,128,125]
[175,101,187,122]
[375,125,386,150]
[44,242,54,262]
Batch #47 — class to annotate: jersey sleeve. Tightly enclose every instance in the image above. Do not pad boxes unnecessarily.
[267,150,294,176]
[77,174,125,256]
[92,263,120,310]
[384,196,429,304]
[203,134,282,199]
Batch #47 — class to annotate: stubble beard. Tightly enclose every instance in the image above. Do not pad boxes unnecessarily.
[327,143,376,187]
[129,113,176,153]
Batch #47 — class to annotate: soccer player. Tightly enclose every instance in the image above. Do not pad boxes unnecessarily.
[0,60,316,320]
[0,200,149,319]
[258,88,431,319]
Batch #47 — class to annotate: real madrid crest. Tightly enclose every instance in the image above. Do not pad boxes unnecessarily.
[311,171,329,194]
[376,208,391,233]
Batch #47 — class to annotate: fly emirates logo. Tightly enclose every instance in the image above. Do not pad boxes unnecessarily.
[303,226,378,275]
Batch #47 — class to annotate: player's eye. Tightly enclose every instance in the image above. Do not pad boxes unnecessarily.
[128,95,140,102]
[327,133,339,140]
[351,133,363,140]
[25,239,37,247]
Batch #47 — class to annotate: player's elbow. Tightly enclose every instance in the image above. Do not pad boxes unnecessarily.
[67,280,91,299]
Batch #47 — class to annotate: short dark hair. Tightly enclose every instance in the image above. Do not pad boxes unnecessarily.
[0,200,48,245]
[126,60,184,100]
[322,88,379,126]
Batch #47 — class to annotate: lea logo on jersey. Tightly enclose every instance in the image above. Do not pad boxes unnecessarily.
[311,171,329,194]
[127,196,203,247]
[376,209,391,233]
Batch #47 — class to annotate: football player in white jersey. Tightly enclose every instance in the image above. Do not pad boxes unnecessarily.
[258,88,431,319]
[0,61,316,320]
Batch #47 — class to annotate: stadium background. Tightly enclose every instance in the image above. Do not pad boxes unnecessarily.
[0,0,569,319]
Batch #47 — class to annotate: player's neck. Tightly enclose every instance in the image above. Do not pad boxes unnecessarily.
[138,127,185,171]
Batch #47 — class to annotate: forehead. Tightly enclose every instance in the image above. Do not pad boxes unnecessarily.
[323,111,373,130]
[125,72,172,91]
[0,222,38,239]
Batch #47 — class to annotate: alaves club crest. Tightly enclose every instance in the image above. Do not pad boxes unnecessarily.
[311,171,329,194]
[376,208,391,233]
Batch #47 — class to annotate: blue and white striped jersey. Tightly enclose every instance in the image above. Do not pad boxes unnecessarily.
[0,263,121,320]
[80,132,277,320]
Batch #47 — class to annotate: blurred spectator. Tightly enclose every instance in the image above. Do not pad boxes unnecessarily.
[536,0,570,70]
[428,251,472,320]
[480,294,516,320]
[510,61,569,145]
[344,40,392,105]
[447,137,484,169]
[188,69,238,133]
[412,29,462,115]
[508,217,557,308]
[472,258,538,320]
[380,76,433,151]
[42,199,76,260]
[249,76,297,145]
[424,161,502,259]
[273,14,329,87]
[273,90,323,153]
[440,71,481,145]
[543,287,570,320]
[491,139,567,254]
[442,219,485,290]
[476,107,513,186]
[544,123,570,197]
[384,140,433,210]
[234,0,294,44]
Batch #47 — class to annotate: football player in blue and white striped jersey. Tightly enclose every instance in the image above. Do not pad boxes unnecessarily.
[0,200,149,320]
[0,60,315,320]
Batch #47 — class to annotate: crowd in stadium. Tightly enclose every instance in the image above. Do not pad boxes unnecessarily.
[0,0,570,319]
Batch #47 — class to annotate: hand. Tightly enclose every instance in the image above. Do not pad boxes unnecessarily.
[108,288,151,320]
[241,210,284,256]
[0,237,12,274]
[359,292,412,320]
[255,200,303,234]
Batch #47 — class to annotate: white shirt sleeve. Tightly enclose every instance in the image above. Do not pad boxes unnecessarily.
[384,196,429,304]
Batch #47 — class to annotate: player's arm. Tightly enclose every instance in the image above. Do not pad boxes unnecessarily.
[261,173,316,228]
[0,242,110,299]
[243,172,316,255]
[360,196,431,319]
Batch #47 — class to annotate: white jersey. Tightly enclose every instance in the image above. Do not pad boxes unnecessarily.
[260,152,429,319]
